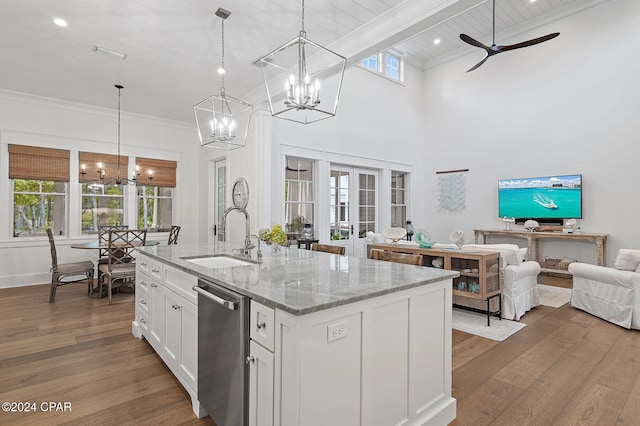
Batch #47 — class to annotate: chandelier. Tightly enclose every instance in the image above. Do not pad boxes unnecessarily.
[80,85,153,186]
[194,8,253,150]
[256,0,346,124]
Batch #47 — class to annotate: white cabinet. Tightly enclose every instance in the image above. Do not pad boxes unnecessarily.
[163,286,198,392]
[133,253,203,418]
[248,340,274,426]
[248,302,276,426]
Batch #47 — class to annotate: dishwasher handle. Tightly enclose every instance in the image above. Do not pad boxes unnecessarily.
[192,285,237,310]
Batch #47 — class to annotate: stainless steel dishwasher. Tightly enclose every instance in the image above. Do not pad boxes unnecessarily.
[193,278,249,426]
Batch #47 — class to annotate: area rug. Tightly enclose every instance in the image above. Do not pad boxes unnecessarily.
[538,284,572,308]
[452,308,526,342]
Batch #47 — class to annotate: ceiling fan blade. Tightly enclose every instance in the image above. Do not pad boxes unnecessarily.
[498,32,560,52]
[466,54,489,72]
[460,34,492,53]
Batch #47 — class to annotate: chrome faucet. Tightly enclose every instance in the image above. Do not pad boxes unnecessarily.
[245,234,262,261]
[218,206,251,243]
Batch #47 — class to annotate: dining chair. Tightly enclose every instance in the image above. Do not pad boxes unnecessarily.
[46,228,95,303]
[311,243,346,255]
[168,225,181,245]
[98,229,147,304]
[370,249,423,266]
[97,225,129,288]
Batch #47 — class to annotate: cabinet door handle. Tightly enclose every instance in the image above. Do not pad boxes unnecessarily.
[171,304,181,310]
[140,281,147,286]
[256,320,266,330]
[140,300,146,305]
[245,356,255,364]
[141,262,148,267]
[140,318,146,324]
[150,283,158,288]
[152,267,160,273]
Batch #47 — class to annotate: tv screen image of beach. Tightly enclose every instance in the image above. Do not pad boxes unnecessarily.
[498,174,582,219]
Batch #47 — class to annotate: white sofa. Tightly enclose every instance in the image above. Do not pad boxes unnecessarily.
[463,244,541,320]
[569,249,640,329]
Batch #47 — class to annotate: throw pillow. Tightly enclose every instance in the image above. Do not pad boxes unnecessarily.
[614,249,640,271]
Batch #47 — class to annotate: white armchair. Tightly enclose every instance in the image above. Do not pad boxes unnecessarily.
[463,243,541,320]
[569,249,640,329]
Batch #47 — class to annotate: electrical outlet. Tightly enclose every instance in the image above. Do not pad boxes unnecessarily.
[327,321,348,343]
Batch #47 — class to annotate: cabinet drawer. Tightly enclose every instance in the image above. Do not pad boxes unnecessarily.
[137,272,151,297]
[136,307,149,335]
[164,265,198,305]
[137,291,150,315]
[250,301,275,352]
[138,254,162,279]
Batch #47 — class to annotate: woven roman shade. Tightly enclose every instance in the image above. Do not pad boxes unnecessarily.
[79,152,129,181]
[135,157,177,187]
[9,144,70,182]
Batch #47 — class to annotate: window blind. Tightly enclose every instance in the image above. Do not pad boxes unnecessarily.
[9,144,70,182]
[135,157,177,188]
[79,151,129,181]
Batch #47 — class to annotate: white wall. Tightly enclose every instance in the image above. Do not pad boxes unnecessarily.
[421,0,640,264]
[0,90,200,287]
[267,63,427,234]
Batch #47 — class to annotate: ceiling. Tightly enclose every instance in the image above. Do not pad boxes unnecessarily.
[0,0,606,124]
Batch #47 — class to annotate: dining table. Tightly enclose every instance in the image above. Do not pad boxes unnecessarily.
[70,240,160,249]
[71,240,160,298]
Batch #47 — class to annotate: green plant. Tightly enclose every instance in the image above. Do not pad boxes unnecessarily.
[290,216,306,233]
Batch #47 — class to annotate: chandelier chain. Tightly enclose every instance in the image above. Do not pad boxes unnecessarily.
[117,86,121,178]
[221,19,225,91]
[301,0,305,32]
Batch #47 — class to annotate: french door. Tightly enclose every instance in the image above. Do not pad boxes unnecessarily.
[329,166,378,257]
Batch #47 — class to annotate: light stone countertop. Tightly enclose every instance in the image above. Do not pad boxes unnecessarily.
[138,243,459,316]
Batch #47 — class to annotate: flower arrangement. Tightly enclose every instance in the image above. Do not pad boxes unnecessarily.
[259,224,287,246]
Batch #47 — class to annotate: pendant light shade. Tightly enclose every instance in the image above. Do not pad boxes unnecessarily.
[194,7,253,150]
[256,0,346,124]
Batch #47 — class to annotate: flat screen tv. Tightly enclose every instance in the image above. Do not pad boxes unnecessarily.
[498,174,582,224]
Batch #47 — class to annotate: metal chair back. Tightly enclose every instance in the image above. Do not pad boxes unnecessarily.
[168,225,181,245]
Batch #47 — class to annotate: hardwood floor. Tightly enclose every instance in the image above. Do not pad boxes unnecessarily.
[0,283,214,426]
[1,278,638,425]
[451,275,640,425]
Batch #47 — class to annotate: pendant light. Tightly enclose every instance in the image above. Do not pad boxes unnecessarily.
[194,7,253,150]
[80,85,153,186]
[256,0,346,124]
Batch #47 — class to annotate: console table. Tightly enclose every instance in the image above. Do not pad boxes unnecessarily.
[474,229,608,274]
[367,243,501,325]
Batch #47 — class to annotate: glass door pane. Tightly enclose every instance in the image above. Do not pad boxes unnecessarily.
[329,169,350,241]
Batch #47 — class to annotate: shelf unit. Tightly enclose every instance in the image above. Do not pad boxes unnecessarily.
[367,244,501,324]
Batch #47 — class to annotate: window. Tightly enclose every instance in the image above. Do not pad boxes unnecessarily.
[385,52,401,80]
[135,157,177,232]
[391,171,407,227]
[362,55,377,71]
[9,144,70,238]
[359,50,404,82]
[285,158,314,236]
[81,183,125,234]
[137,186,173,231]
[13,180,67,237]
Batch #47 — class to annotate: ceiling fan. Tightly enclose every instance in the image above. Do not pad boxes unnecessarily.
[459,0,560,72]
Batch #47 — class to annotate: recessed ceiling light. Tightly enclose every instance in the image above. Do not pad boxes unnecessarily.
[434,38,441,45]
[217,67,226,74]
[53,18,68,27]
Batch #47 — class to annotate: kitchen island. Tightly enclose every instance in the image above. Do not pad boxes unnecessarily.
[132,243,458,426]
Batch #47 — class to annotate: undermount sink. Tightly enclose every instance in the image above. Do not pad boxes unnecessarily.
[181,255,256,269]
